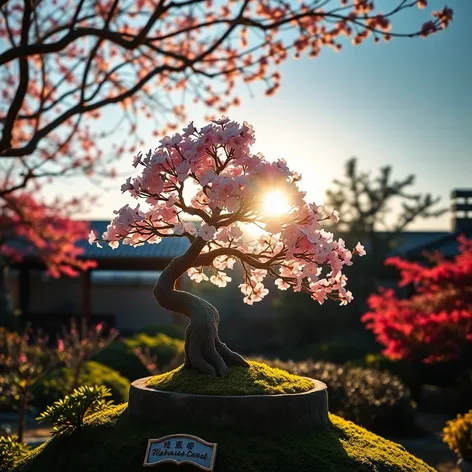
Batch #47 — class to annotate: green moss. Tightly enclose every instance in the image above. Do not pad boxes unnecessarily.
[146,361,314,395]
[12,404,434,472]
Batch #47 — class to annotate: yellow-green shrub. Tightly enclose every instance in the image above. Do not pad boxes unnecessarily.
[443,409,472,461]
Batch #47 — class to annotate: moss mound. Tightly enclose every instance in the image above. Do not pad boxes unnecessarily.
[146,361,314,395]
[32,361,129,411]
[12,404,434,472]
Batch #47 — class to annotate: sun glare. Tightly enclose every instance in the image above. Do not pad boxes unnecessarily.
[262,189,291,217]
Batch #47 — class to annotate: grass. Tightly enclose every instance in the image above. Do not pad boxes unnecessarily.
[145,361,315,395]
[11,404,435,472]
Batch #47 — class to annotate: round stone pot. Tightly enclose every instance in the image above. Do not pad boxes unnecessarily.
[129,377,328,432]
[458,458,472,472]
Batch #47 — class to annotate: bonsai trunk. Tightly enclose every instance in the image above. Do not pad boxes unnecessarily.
[153,237,249,376]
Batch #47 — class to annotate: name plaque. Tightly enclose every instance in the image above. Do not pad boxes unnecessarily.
[143,434,217,470]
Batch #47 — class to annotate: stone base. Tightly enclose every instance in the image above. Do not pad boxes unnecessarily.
[128,376,328,432]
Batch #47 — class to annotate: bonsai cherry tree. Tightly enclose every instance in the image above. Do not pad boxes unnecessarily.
[90,118,366,376]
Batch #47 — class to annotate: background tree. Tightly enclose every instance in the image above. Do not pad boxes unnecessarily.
[91,118,365,375]
[362,236,472,364]
[324,157,447,299]
[0,0,452,323]
[275,157,447,352]
[0,327,57,441]
[0,193,96,328]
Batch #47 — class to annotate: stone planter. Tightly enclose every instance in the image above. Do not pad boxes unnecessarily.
[129,376,328,432]
[458,458,472,472]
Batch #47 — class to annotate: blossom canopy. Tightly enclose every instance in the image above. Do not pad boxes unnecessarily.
[91,118,365,305]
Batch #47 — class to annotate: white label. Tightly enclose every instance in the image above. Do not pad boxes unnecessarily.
[143,434,217,471]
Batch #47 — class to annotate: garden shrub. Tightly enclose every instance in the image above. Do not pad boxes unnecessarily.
[93,333,185,381]
[351,353,472,408]
[255,357,415,432]
[37,385,114,435]
[138,324,186,340]
[347,354,421,398]
[32,361,128,411]
[0,435,29,471]
[443,409,472,462]
[295,341,380,364]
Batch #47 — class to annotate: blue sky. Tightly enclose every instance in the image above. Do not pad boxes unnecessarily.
[52,0,472,231]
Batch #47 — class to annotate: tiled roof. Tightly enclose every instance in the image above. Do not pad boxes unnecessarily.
[78,220,190,260]
[82,222,453,260]
[387,231,447,256]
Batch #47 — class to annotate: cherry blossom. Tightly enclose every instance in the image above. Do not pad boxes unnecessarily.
[0,0,452,296]
[95,118,366,306]
[355,242,367,256]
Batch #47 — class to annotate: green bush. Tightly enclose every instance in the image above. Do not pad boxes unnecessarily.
[295,341,380,364]
[255,357,415,432]
[93,333,185,381]
[32,361,128,411]
[347,354,420,395]
[138,324,186,340]
[37,385,114,435]
[0,435,29,471]
[350,354,472,406]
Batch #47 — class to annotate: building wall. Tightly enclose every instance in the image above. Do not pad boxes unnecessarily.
[8,270,175,333]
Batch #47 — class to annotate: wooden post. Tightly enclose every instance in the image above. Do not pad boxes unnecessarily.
[81,270,92,334]
[18,266,30,318]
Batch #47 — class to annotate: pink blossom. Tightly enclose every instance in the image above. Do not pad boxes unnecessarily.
[198,224,216,241]
[121,177,134,193]
[187,268,209,283]
[355,242,366,256]
[210,271,232,287]
[173,222,185,235]
[132,152,142,168]
[328,209,340,223]
[275,278,289,290]
[88,230,97,245]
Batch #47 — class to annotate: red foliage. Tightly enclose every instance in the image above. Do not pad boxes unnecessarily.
[0,192,96,276]
[362,236,472,363]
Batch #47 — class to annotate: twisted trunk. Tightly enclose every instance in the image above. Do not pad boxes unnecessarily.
[153,237,248,376]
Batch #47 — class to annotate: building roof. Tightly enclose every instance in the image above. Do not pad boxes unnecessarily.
[14,219,471,272]
[80,220,190,260]
[387,231,449,257]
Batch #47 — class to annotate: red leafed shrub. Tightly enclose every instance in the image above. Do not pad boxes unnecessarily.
[362,236,472,364]
[0,192,96,277]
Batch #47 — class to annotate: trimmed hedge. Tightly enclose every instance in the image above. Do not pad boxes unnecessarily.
[138,324,186,340]
[32,361,129,411]
[255,357,415,432]
[93,333,185,381]
[295,341,379,364]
